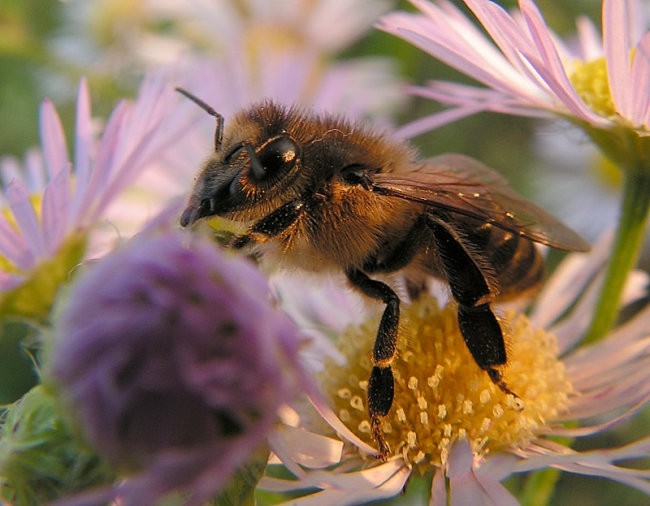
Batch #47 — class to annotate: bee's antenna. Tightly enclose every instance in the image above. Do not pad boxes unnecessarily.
[175,87,224,151]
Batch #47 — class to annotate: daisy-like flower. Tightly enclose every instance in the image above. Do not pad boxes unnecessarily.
[44,226,304,505]
[0,75,193,316]
[378,0,650,144]
[260,234,650,505]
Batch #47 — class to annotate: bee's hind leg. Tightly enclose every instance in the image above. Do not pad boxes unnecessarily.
[346,268,400,460]
[426,218,519,400]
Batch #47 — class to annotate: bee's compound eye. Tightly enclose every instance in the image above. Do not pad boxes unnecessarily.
[252,135,301,181]
[223,142,245,163]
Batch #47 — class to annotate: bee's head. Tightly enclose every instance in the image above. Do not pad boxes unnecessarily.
[178,92,304,227]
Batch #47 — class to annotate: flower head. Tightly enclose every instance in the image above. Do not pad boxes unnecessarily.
[261,234,650,505]
[0,76,192,316]
[379,0,650,159]
[47,228,304,505]
[320,297,571,471]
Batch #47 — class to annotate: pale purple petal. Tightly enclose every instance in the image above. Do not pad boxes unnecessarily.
[551,393,650,436]
[72,100,129,226]
[463,0,553,97]
[72,78,93,201]
[575,15,604,60]
[6,180,45,261]
[631,32,650,127]
[604,0,634,119]
[39,98,69,179]
[0,156,23,188]
[85,78,193,226]
[443,440,519,506]
[395,102,488,139]
[430,469,447,506]
[516,438,650,495]
[0,215,30,270]
[518,0,608,125]
[40,167,71,254]
[530,232,610,330]
[410,81,556,118]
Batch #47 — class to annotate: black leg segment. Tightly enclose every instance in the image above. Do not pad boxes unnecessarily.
[231,200,304,249]
[346,268,401,459]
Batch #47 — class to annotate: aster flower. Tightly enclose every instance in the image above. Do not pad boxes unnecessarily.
[379,0,650,345]
[41,227,304,505]
[259,234,650,505]
[0,75,192,317]
[378,0,649,137]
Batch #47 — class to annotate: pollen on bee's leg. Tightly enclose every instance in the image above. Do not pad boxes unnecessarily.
[320,295,573,474]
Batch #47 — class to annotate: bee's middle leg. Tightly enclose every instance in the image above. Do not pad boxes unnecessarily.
[346,268,399,460]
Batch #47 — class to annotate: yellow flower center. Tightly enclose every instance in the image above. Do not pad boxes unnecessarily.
[569,57,616,119]
[321,296,572,473]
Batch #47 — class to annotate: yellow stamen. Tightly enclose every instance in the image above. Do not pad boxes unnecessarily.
[321,296,572,473]
[570,57,616,118]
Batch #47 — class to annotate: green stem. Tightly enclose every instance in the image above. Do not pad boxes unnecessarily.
[582,167,650,344]
[520,468,561,506]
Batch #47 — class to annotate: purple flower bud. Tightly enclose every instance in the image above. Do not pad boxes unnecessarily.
[48,229,303,504]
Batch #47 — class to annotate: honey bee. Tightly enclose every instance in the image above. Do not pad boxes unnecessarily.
[177,88,589,458]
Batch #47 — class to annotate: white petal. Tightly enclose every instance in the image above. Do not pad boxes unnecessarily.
[307,389,378,455]
[530,231,610,331]
[269,424,343,469]
[261,459,410,505]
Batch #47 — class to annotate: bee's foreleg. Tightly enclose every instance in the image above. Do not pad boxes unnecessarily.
[346,268,399,460]
[230,200,305,249]
[427,219,517,398]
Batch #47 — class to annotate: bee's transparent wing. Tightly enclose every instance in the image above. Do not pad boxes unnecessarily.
[372,154,589,252]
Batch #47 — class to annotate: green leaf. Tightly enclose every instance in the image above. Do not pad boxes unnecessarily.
[0,385,115,505]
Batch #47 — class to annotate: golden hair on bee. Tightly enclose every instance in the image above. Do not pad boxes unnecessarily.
[177,88,589,459]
